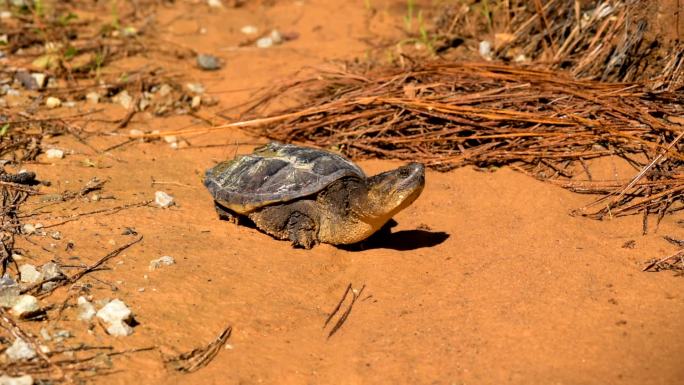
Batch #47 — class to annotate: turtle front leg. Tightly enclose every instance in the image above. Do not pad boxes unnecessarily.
[214,202,240,225]
[248,201,320,249]
[286,211,317,249]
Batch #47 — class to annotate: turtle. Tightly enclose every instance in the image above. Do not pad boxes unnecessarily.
[204,142,425,249]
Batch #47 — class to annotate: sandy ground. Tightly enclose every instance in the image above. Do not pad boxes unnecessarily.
[11,1,684,384]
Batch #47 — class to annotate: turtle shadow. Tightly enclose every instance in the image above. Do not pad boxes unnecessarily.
[338,220,450,251]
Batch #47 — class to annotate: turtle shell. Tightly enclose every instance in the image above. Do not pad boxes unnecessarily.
[204,142,365,213]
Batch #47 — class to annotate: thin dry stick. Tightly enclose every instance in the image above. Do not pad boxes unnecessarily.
[643,249,684,272]
[42,200,153,228]
[165,326,233,373]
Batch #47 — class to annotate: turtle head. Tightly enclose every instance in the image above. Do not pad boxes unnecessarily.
[363,162,425,221]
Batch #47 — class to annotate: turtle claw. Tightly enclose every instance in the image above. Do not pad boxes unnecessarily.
[287,211,318,249]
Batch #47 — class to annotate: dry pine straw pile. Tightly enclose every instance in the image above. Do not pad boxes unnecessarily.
[242,61,684,224]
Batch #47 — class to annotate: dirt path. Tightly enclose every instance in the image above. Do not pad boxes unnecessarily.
[11,1,683,384]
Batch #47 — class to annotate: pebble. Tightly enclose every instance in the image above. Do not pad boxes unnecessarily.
[0,375,33,385]
[15,72,37,90]
[162,135,178,144]
[31,73,46,89]
[49,231,61,240]
[77,296,96,321]
[5,338,36,361]
[158,84,172,97]
[40,262,64,291]
[0,274,20,307]
[0,11,11,19]
[207,0,223,7]
[18,264,41,283]
[40,328,51,341]
[45,148,64,159]
[240,25,258,35]
[479,40,493,60]
[149,256,175,271]
[45,96,61,108]
[10,295,39,317]
[42,262,63,280]
[197,54,222,71]
[155,191,175,208]
[85,91,100,104]
[191,96,201,109]
[96,299,134,336]
[186,82,204,94]
[256,30,283,49]
[113,90,133,109]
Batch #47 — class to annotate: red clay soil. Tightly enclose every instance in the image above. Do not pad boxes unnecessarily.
[11,1,683,384]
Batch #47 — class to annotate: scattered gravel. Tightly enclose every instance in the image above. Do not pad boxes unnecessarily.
[149,256,176,271]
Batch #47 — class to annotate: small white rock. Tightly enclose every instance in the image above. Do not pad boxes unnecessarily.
[155,191,175,208]
[77,296,96,321]
[41,262,63,280]
[45,148,64,159]
[162,135,178,144]
[207,0,223,7]
[85,91,100,104]
[5,338,36,361]
[240,25,258,35]
[30,73,46,89]
[96,299,134,336]
[0,11,12,20]
[11,295,39,317]
[185,82,204,94]
[479,40,493,60]
[0,375,33,385]
[96,299,132,324]
[39,328,51,341]
[158,84,172,97]
[113,90,132,109]
[269,30,283,44]
[256,36,274,48]
[45,96,61,108]
[22,224,36,235]
[18,264,41,283]
[0,274,20,308]
[191,95,201,108]
[107,322,134,336]
[149,256,176,271]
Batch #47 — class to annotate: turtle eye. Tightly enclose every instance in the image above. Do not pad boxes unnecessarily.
[399,168,410,178]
